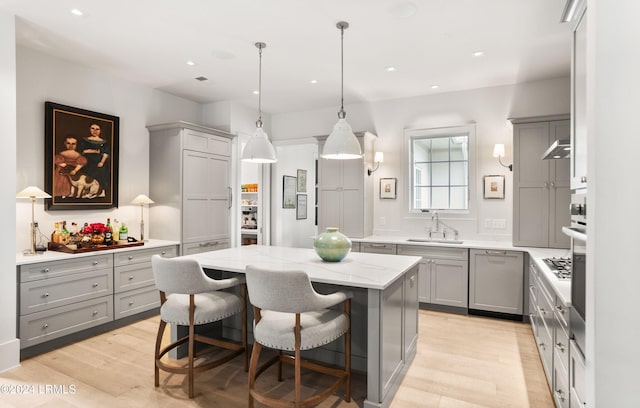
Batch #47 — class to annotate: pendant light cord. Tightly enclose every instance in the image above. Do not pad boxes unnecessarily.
[256,42,265,128]
[337,22,348,119]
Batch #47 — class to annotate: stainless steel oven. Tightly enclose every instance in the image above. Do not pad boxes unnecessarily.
[564,191,587,354]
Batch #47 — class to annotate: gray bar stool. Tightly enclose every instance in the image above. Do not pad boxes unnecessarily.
[244,264,352,407]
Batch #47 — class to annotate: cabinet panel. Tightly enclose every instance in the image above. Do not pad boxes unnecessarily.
[341,189,364,237]
[318,189,341,231]
[361,243,397,255]
[182,239,230,255]
[114,286,159,319]
[19,254,112,283]
[431,259,468,308]
[417,262,431,303]
[114,262,155,293]
[404,266,419,356]
[113,246,177,267]
[469,250,524,315]
[381,276,404,398]
[571,8,587,190]
[514,122,550,185]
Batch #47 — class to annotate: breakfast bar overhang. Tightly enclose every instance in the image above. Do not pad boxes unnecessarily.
[184,245,421,408]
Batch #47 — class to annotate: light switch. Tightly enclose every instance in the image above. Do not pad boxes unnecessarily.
[379,216,386,226]
[492,219,506,229]
[484,218,492,228]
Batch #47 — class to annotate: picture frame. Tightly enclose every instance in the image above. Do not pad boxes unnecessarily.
[283,175,296,208]
[483,175,505,199]
[296,194,307,220]
[296,169,307,192]
[380,178,397,199]
[44,101,119,210]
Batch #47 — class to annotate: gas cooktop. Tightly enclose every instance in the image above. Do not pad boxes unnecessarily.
[543,257,572,280]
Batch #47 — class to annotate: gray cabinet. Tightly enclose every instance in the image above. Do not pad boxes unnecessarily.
[315,132,377,239]
[569,339,586,408]
[570,2,588,190]
[147,122,234,255]
[361,242,397,255]
[17,243,178,356]
[469,249,524,315]
[397,245,468,310]
[512,117,570,249]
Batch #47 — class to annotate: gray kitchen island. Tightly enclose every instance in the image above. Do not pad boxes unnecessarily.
[185,245,421,408]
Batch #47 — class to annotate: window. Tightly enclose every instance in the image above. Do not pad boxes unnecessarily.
[408,125,471,211]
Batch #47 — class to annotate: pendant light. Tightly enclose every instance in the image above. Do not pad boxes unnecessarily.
[242,42,277,163]
[321,21,362,160]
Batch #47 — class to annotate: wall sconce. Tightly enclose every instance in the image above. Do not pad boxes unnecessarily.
[493,144,512,171]
[16,186,51,255]
[131,194,154,242]
[368,152,384,176]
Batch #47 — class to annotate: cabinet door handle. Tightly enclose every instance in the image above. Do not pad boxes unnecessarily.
[42,324,49,330]
[43,292,49,298]
[544,182,549,189]
[92,261,99,266]
[409,275,415,287]
[128,256,134,260]
[550,182,556,189]
[93,282,99,287]
[370,244,387,248]
[128,275,134,280]
[42,268,50,273]
[485,250,507,255]
[555,389,566,402]
[555,342,566,352]
[228,187,233,209]
[93,311,98,316]
[161,251,166,255]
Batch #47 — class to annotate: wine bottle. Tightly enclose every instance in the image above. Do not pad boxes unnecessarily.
[105,218,113,245]
[119,222,128,241]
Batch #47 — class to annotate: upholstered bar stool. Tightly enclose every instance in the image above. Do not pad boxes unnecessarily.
[151,255,248,398]
[244,264,352,408]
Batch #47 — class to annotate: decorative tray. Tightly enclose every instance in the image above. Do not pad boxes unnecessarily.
[47,241,144,254]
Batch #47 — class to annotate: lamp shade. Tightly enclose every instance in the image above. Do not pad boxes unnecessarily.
[131,194,154,205]
[242,127,277,163]
[493,144,506,158]
[374,151,384,163]
[321,118,362,160]
[16,186,51,199]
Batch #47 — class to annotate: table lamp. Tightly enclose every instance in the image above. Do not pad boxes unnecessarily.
[16,186,51,255]
[131,194,154,242]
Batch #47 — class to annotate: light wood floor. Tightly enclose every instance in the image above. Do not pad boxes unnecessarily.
[0,310,554,407]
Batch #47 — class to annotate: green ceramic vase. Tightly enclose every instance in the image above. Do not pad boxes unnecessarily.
[313,227,352,262]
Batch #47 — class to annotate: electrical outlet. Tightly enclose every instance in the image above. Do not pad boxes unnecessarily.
[492,219,506,229]
[379,216,386,226]
[484,218,492,228]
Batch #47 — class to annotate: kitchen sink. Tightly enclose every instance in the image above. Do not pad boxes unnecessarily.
[406,238,464,244]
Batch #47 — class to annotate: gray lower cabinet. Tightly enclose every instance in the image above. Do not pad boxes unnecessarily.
[529,258,571,408]
[397,245,468,310]
[569,339,586,408]
[469,249,524,315]
[360,242,397,255]
[18,244,177,354]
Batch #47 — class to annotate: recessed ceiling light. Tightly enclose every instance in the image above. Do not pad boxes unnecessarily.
[310,79,318,84]
[70,8,83,16]
[253,90,260,95]
[431,85,439,89]
[472,51,485,57]
[186,61,196,66]
[385,66,397,72]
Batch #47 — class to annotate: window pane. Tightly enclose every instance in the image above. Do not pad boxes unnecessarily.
[413,139,430,161]
[450,137,468,160]
[450,162,468,185]
[432,162,449,186]
[431,187,449,209]
[414,163,430,186]
[431,137,449,161]
[450,187,468,209]
[414,186,430,210]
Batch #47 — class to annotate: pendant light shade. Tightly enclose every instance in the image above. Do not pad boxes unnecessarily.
[321,21,362,160]
[242,42,277,163]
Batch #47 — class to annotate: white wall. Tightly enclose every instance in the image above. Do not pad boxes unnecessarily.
[588,1,640,406]
[0,12,19,373]
[271,77,570,241]
[15,46,203,250]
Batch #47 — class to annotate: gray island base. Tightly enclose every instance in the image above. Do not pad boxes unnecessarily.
[185,245,421,408]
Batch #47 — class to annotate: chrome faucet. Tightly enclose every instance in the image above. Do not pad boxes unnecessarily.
[425,210,459,241]
[432,211,440,231]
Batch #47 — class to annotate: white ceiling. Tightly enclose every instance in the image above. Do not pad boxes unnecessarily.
[0,0,572,114]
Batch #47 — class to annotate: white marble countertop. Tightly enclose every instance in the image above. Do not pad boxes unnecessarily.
[15,239,180,266]
[184,245,421,290]
[353,235,572,306]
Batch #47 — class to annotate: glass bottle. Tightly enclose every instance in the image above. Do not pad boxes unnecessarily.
[105,218,113,245]
[60,221,70,245]
[119,222,128,241]
[51,222,61,244]
[112,219,120,242]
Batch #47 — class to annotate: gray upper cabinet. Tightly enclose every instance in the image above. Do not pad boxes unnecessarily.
[512,117,570,249]
[147,122,234,255]
[315,132,377,239]
[570,3,587,190]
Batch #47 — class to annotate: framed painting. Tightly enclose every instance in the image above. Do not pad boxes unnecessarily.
[380,178,397,199]
[44,102,119,210]
[483,175,505,199]
[296,194,307,220]
[283,175,296,208]
[296,169,307,192]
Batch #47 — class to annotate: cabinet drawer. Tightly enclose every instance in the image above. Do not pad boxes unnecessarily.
[114,245,177,267]
[114,262,155,293]
[360,243,397,255]
[554,322,570,378]
[536,311,554,382]
[554,295,570,332]
[182,239,229,255]
[397,245,468,260]
[553,352,570,408]
[20,268,113,315]
[19,254,113,283]
[114,286,160,319]
[19,296,113,348]
[351,242,361,252]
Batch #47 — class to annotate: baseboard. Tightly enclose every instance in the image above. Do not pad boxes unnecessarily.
[0,338,20,374]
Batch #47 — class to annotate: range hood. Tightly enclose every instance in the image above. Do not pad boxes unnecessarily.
[542,139,571,160]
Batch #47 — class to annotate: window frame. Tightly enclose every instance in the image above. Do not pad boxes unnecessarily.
[405,124,476,215]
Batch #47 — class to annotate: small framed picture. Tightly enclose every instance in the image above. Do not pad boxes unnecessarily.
[483,175,505,199]
[380,178,397,199]
[296,194,307,220]
[297,169,307,192]
[283,175,296,208]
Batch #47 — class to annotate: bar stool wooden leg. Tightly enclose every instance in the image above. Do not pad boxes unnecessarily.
[154,320,167,387]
